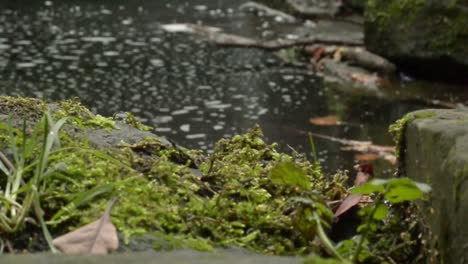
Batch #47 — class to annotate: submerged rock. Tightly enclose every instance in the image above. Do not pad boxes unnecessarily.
[364,0,468,83]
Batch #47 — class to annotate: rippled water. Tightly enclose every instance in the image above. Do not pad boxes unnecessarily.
[0,0,467,173]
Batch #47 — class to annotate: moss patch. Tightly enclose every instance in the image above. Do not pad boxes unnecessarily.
[40,125,348,255]
[389,111,436,159]
[55,98,118,130]
[365,0,468,72]
[0,96,47,120]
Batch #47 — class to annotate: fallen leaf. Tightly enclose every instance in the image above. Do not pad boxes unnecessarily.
[309,115,341,126]
[311,46,326,63]
[333,47,345,61]
[53,198,118,254]
[354,153,380,162]
[335,165,372,217]
[334,194,362,217]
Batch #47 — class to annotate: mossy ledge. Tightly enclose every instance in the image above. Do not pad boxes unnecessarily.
[0,96,349,255]
[389,111,436,173]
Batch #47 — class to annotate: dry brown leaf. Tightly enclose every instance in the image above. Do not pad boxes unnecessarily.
[53,198,118,255]
[309,115,341,126]
[335,165,372,218]
[334,194,362,217]
[354,153,380,162]
[333,47,345,61]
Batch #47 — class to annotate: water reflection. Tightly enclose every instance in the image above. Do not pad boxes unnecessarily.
[0,0,466,173]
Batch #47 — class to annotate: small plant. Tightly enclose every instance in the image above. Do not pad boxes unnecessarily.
[0,113,67,252]
[338,177,431,262]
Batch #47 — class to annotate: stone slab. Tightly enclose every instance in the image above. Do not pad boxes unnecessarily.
[0,250,302,264]
[404,109,468,263]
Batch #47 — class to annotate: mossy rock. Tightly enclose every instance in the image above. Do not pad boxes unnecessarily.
[364,0,468,82]
[0,96,349,256]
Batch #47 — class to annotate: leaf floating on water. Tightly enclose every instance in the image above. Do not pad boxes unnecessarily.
[309,115,341,126]
[52,198,118,254]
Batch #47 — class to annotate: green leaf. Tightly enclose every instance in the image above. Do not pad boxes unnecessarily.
[373,204,388,220]
[351,179,387,195]
[269,161,311,190]
[384,178,425,203]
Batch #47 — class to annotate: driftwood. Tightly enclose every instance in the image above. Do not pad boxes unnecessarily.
[286,0,341,17]
[305,46,396,74]
[161,23,363,50]
[340,47,396,73]
[195,29,362,50]
[239,1,297,23]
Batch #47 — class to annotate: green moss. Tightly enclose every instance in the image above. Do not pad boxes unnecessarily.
[41,124,348,255]
[389,111,436,158]
[0,96,47,119]
[55,98,118,130]
[123,112,152,131]
[365,0,468,57]
[0,98,430,260]
[366,0,426,28]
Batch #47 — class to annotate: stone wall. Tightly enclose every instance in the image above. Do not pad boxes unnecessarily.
[404,109,468,262]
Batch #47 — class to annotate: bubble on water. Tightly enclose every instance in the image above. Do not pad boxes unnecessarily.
[194,5,207,12]
[101,9,112,15]
[103,51,119,57]
[81,36,116,43]
[179,124,190,132]
[186,133,206,139]
[155,127,171,133]
[171,109,189,115]
[150,59,164,67]
[16,62,36,68]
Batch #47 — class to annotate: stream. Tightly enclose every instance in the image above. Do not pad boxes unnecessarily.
[0,0,467,174]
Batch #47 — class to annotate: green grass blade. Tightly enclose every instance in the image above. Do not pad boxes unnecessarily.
[33,190,58,253]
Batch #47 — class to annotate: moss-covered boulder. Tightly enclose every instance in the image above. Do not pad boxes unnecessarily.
[401,109,468,262]
[0,96,349,256]
[364,0,468,82]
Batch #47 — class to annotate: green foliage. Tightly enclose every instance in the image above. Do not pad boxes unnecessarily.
[123,112,152,131]
[343,177,431,262]
[269,162,311,190]
[0,96,46,120]
[352,177,430,203]
[55,98,118,130]
[0,113,66,252]
[38,125,348,255]
[0,98,434,261]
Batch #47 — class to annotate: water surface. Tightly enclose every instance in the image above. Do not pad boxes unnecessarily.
[0,0,466,173]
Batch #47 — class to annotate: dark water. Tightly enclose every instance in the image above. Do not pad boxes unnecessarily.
[0,0,467,174]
